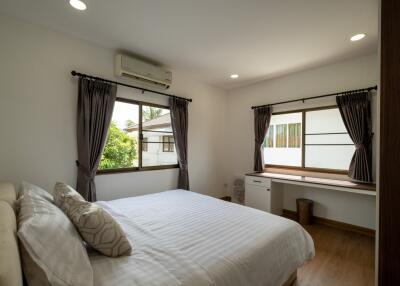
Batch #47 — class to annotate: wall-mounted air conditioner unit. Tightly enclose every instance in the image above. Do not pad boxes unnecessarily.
[114,54,172,89]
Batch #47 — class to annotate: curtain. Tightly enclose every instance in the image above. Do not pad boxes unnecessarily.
[253,106,273,172]
[169,97,189,190]
[336,92,373,182]
[76,78,117,201]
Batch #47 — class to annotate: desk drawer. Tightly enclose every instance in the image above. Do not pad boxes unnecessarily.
[245,176,271,187]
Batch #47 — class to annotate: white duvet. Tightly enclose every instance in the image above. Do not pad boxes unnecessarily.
[91,190,314,286]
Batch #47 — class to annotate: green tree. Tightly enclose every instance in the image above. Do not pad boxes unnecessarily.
[143,107,162,121]
[99,121,137,169]
[125,119,135,128]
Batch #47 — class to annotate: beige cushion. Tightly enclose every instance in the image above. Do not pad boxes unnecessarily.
[70,200,133,257]
[54,182,85,213]
[0,182,17,209]
[18,190,93,286]
[0,201,23,286]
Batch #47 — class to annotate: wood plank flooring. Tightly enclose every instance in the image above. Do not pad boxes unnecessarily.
[294,224,375,286]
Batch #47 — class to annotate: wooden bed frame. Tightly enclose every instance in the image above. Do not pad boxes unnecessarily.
[0,182,297,286]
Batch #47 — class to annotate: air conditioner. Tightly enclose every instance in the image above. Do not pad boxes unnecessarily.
[115,54,172,89]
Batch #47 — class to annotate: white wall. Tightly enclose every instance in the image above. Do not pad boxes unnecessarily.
[0,15,228,201]
[226,53,378,229]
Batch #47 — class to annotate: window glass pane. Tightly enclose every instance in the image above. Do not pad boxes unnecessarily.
[99,101,139,170]
[306,134,353,144]
[305,145,355,170]
[306,108,347,134]
[305,108,354,170]
[264,112,302,167]
[288,123,301,148]
[141,106,177,167]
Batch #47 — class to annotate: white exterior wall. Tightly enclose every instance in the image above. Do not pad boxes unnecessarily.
[141,127,178,167]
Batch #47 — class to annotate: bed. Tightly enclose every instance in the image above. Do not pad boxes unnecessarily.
[0,183,314,286]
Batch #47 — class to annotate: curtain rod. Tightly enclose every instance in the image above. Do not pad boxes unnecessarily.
[251,85,377,110]
[71,71,193,102]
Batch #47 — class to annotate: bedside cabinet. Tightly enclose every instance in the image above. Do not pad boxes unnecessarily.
[245,175,283,214]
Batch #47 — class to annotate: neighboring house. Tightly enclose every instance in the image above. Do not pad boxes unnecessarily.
[125,113,177,167]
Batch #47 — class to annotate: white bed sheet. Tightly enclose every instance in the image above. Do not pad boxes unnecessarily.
[91,190,314,286]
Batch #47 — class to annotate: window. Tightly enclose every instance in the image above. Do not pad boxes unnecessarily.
[162,136,174,152]
[304,108,354,170]
[98,99,178,173]
[264,112,302,167]
[264,107,355,172]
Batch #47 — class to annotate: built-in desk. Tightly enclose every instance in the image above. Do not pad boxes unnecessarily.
[244,168,376,214]
[247,168,376,196]
[244,168,376,236]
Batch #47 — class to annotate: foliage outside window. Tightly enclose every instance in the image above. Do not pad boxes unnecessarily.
[98,99,178,173]
[99,121,137,169]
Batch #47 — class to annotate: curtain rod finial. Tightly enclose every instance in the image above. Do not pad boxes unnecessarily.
[71,70,77,76]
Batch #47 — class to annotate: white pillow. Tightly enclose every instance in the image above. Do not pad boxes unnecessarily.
[17,190,93,286]
[20,181,53,202]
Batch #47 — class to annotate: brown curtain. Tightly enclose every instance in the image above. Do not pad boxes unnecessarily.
[76,78,117,201]
[254,106,273,172]
[169,97,189,190]
[336,92,373,182]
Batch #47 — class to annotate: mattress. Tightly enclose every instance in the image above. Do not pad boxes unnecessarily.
[90,190,314,286]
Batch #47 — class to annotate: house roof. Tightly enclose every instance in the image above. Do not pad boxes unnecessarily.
[125,113,171,132]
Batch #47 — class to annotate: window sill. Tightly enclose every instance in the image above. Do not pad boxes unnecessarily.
[96,164,179,175]
[265,165,348,175]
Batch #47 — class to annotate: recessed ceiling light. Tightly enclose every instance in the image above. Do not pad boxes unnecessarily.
[230,74,239,79]
[350,33,366,42]
[69,0,87,11]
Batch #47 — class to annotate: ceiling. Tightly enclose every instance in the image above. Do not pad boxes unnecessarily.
[0,0,378,90]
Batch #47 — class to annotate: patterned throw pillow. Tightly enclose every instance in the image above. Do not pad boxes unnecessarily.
[54,182,85,214]
[54,182,133,257]
[70,200,133,257]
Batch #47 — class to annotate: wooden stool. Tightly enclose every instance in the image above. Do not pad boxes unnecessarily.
[296,198,313,225]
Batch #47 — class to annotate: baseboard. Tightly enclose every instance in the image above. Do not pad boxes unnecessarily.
[282,209,375,238]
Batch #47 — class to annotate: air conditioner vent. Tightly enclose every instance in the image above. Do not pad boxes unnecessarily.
[115,54,172,89]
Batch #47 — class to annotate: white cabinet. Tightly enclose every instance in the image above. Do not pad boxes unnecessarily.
[245,175,283,214]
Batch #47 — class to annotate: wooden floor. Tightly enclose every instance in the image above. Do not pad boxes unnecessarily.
[294,224,375,286]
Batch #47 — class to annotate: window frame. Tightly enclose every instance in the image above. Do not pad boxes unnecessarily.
[264,105,350,174]
[97,98,179,175]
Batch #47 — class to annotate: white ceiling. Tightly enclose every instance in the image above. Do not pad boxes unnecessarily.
[0,0,378,90]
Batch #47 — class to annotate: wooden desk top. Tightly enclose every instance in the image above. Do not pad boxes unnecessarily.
[246,168,376,193]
